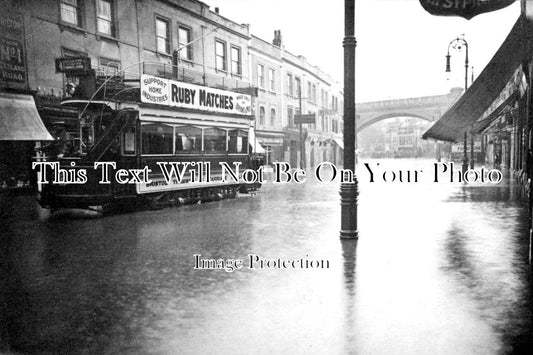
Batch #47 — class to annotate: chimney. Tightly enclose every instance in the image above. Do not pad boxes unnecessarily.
[215,7,219,14]
[273,30,282,47]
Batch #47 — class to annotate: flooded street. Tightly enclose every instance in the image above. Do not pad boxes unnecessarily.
[1,158,532,354]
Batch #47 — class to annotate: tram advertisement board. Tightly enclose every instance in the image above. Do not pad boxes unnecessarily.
[140,74,252,116]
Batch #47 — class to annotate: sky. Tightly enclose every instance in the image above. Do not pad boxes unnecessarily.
[204,0,521,103]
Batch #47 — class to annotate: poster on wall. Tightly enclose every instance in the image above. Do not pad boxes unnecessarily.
[0,10,26,89]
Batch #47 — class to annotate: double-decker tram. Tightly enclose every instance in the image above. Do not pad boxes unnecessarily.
[36,69,263,212]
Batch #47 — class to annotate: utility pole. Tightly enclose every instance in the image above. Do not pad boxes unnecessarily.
[299,86,305,169]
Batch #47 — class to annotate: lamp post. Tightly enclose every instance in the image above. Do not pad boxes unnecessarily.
[446,35,471,173]
[299,87,305,170]
[339,0,358,239]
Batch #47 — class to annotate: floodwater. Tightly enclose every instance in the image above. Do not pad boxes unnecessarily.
[0,158,531,354]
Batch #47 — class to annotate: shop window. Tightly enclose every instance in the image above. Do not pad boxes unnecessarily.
[175,125,202,152]
[203,127,227,152]
[141,122,173,155]
[228,129,248,153]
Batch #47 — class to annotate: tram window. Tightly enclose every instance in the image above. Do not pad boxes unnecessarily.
[228,129,248,153]
[141,123,173,155]
[203,127,227,153]
[174,126,202,152]
[122,127,136,155]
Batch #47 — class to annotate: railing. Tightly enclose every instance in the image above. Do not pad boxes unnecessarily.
[142,62,253,92]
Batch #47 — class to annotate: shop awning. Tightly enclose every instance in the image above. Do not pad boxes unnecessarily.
[423,15,533,142]
[472,91,518,134]
[0,92,53,141]
[248,126,266,153]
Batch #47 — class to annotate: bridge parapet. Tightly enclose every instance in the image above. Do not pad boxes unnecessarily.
[355,88,463,131]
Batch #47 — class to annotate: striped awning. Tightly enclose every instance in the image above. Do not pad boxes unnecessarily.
[0,92,53,141]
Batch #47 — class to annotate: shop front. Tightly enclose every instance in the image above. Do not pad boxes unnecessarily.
[1,8,53,194]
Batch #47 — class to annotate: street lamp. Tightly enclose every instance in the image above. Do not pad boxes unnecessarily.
[446,35,472,172]
[445,36,469,91]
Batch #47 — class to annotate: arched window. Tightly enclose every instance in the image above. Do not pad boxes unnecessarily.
[270,108,276,127]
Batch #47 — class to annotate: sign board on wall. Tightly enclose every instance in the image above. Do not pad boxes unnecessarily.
[0,11,26,89]
[55,56,92,74]
[140,74,252,116]
[294,114,316,124]
[419,0,516,20]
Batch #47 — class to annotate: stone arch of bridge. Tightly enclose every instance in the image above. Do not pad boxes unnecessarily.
[358,112,433,132]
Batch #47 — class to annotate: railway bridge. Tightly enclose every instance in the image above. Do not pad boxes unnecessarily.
[356,87,463,131]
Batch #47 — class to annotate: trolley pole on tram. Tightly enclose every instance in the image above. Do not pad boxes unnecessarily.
[339,0,358,239]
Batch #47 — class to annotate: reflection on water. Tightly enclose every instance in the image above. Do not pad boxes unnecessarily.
[0,159,532,354]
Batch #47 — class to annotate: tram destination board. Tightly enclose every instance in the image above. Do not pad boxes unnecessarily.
[294,114,316,125]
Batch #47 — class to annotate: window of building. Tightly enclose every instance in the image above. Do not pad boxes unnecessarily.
[228,129,248,153]
[175,125,202,152]
[259,106,265,126]
[269,68,275,92]
[156,17,170,55]
[312,84,317,103]
[178,26,192,61]
[287,73,293,96]
[270,108,276,127]
[231,46,241,75]
[96,0,115,36]
[60,0,83,27]
[215,40,227,71]
[97,57,120,76]
[141,122,173,155]
[257,64,264,88]
[307,82,312,102]
[204,127,227,152]
[295,77,301,99]
[287,107,294,128]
